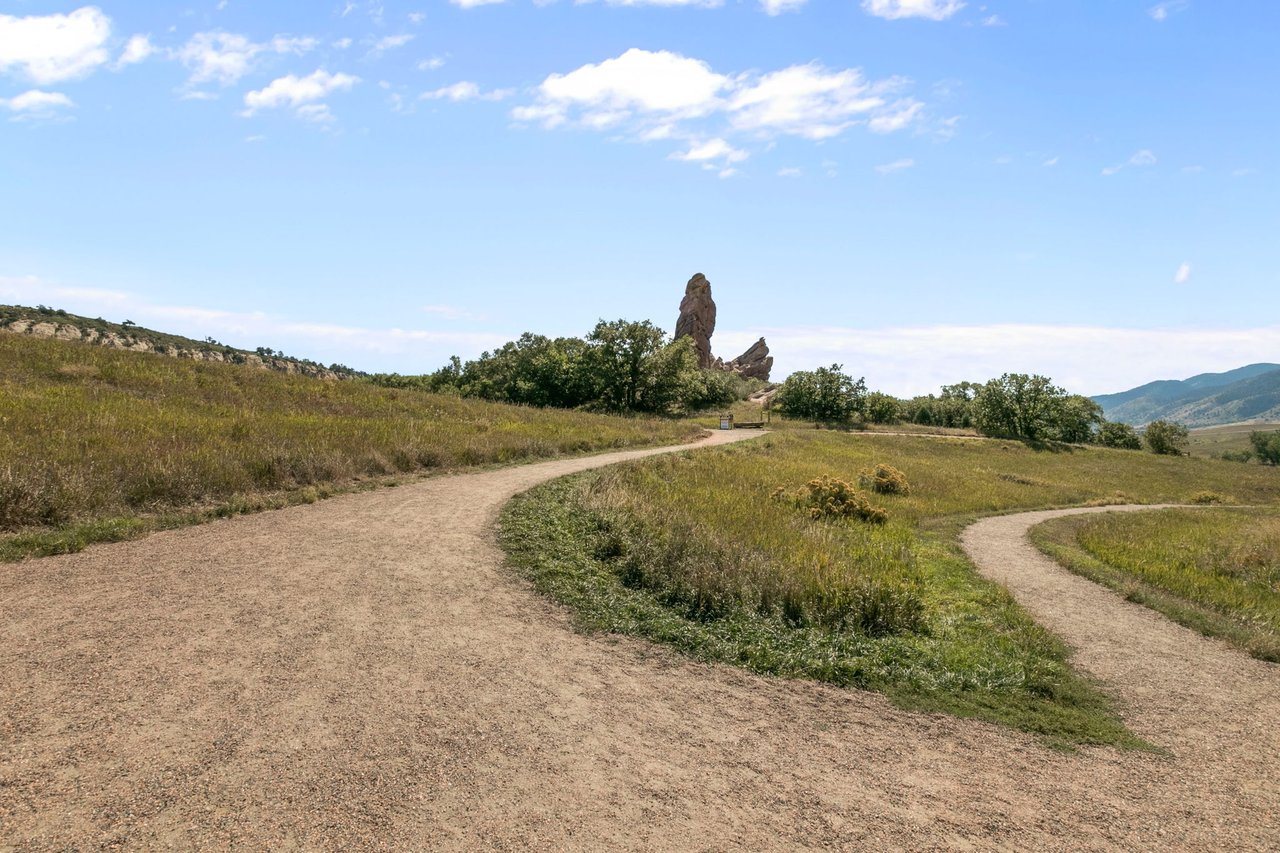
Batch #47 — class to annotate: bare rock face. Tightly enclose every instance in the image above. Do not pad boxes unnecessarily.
[673,272,772,382]
[724,337,774,382]
[675,273,717,369]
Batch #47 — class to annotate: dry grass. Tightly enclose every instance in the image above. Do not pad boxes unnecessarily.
[1032,508,1280,661]
[0,334,699,555]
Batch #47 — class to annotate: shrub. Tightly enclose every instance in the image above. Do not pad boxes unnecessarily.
[1250,430,1280,465]
[778,476,888,524]
[863,392,901,424]
[773,365,867,424]
[859,463,910,495]
[1190,490,1229,505]
[1220,449,1254,463]
[1098,421,1142,450]
[1144,420,1189,455]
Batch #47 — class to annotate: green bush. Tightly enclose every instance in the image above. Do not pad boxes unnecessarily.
[773,365,867,424]
[778,475,888,524]
[1249,430,1280,465]
[1098,421,1142,450]
[1143,420,1189,455]
[859,463,910,495]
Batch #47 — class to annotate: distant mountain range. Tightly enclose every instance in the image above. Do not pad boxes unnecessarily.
[1093,363,1280,428]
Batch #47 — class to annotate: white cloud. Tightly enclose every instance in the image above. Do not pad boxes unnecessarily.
[528,48,729,129]
[730,65,904,140]
[451,0,507,7]
[418,56,446,71]
[1149,1,1189,22]
[1174,262,1192,284]
[368,34,414,55]
[761,0,808,13]
[1,89,75,113]
[243,70,360,119]
[333,38,354,50]
[0,7,112,84]
[670,138,749,164]
[712,322,1280,398]
[861,0,965,21]
[514,49,923,151]
[777,167,802,177]
[114,34,154,69]
[1042,156,1060,167]
[876,157,914,173]
[981,14,1005,26]
[176,31,318,88]
[421,81,512,102]
[1102,148,1157,176]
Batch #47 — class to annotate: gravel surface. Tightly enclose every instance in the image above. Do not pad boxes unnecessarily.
[2,437,1277,851]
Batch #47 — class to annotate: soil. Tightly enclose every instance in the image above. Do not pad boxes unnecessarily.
[3,435,1277,851]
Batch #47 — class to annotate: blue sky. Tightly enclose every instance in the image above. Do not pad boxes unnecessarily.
[1,0,1276,395]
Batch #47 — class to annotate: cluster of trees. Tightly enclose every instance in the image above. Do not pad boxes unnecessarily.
[372,320,753,415]
[773,367,1195,453]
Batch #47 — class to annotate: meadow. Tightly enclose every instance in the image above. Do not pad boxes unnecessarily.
[0,334,699,560]
[1032,508,1280,661]
[501,430,1280,747]
[1187,422,1280,459]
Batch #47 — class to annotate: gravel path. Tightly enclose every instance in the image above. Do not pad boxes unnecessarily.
[3,440,1278,851]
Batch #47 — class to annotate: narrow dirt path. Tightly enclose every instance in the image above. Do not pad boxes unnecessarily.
[3,442,1278,851]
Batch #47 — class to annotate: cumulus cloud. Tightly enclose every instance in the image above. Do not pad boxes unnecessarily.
[0,89,75,120]
[176,31,318,88]
[586,0,723,6]
[450,0,507,7]
[242,70,360,120]
[368,34,414,56]
[114,34,154,69]
[1174,262,1192,284]
[669,138,749,164]
[513,48,926,165]
[861,0,965,21]
[0,7,112,84]
[421,81,513,102]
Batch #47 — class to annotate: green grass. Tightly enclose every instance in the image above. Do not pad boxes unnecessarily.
[500,430,1280,747]
[1188,422,1280,460]
[0,334,700,560]
[1031,508,1280,662]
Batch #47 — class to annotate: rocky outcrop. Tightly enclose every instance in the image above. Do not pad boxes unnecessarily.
[675,273,717,369]
[0,316,347,381]
[674,273,772,381]
[723,338,774,382]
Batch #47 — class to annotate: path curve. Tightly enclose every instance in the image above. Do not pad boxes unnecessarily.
[3,445,1279,850]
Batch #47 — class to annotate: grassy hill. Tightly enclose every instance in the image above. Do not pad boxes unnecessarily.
[1093,363,1280,427]
[1,303,359,380]
[0,332,699,560]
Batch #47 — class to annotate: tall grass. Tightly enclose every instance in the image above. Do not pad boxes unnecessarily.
[502,430,1280,746]
[0,335,699,549]
[1032,508,1280,661]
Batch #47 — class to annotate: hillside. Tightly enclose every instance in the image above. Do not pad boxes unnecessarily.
[0,303,359,381]
[1093,363,1280,427]
[0,331,699,559]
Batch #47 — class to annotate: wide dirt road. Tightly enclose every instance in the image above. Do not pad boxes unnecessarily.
[3,435,1278,851]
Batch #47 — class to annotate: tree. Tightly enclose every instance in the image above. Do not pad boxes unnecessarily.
[1143,420,1189,455]
[864,392,901,424]
[1050,395,1105,443]
[1097,421,1142,450]
[1249,430,1280,465]
[774,365,867,424]
[972,374,1070,440]
[585,319,702,414]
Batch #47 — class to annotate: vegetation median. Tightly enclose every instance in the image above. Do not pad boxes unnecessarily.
[501,430,1280,748]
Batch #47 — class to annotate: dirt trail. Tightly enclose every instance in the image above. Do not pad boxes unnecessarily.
[3,438,1278,851]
